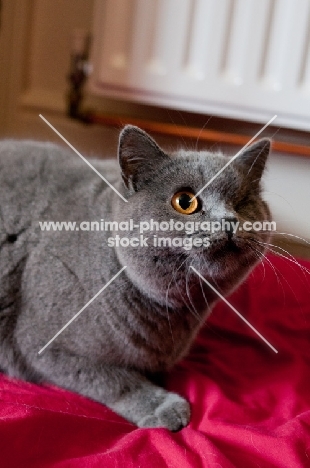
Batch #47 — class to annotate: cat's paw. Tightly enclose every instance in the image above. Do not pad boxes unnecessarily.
[137,392,190,431]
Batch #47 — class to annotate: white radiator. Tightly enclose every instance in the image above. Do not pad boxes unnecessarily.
[90,0,310,131]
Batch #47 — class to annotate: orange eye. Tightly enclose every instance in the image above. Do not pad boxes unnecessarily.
[171,191,199,215]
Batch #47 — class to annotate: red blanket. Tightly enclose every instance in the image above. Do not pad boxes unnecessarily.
[1,255,310,467]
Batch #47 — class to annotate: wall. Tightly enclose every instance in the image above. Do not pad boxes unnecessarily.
[0,0,118,156]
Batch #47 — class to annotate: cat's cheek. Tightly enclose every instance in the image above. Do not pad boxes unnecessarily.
[202,238,211,249]
[182,239,193,251]
[107,237,115,247]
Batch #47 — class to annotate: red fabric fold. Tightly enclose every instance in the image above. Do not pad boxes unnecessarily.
[1,255,310,467]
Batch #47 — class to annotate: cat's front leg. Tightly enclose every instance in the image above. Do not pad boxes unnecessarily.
[31,351,190,431]
[109,377,190,431]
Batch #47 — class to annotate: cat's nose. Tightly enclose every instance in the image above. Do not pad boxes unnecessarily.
[223,217,238,241]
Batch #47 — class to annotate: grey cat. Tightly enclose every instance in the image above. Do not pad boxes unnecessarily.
[0,125,271,430]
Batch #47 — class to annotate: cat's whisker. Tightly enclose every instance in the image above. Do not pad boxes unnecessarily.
[251,239,310,308]
[197,251,210,310]
[246,241,283,292]
[261,249,309,313]
[166,110,191,151]
[273,231,310,246]
[263,191,294,210]
[195,116,213,152]
[165,254,188,309]
[247,243,267,282]
[254,239,310,279]
[185,260,201,321]
[165,253,190,343]
[206,141,221,153]
[167,253,201,322]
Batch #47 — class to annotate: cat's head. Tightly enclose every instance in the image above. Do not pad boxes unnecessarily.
[115,125,272,305]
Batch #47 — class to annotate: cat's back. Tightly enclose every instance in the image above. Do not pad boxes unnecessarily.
[0,139,118,188]
[0,139,119,215]
[0,138,121,263]
[0,139,68,181]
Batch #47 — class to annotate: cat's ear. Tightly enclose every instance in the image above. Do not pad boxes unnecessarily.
[237,138,271,180]
[118,125,168,191]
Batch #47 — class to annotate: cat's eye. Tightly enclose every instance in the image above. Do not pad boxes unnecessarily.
[171,191,199,215]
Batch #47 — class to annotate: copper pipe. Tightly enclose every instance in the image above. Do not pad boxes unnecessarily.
[87,112,310,158]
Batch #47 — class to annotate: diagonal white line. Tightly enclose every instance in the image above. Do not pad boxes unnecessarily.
[39,114,128,203]
[190,266,278,353]
[191,115,277,201]
[38,266,127,354]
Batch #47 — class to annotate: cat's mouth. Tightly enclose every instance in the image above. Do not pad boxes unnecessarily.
[201,234,268,268]
[207,237,241,256]
[176,228,242,260]
[222,239,240,253]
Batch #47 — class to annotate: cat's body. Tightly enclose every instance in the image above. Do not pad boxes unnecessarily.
[0,126,271,430]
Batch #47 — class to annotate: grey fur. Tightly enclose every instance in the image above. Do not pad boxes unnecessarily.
[0,126,271,430]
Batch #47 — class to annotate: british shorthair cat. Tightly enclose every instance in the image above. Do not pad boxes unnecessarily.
[0,125,271,430]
